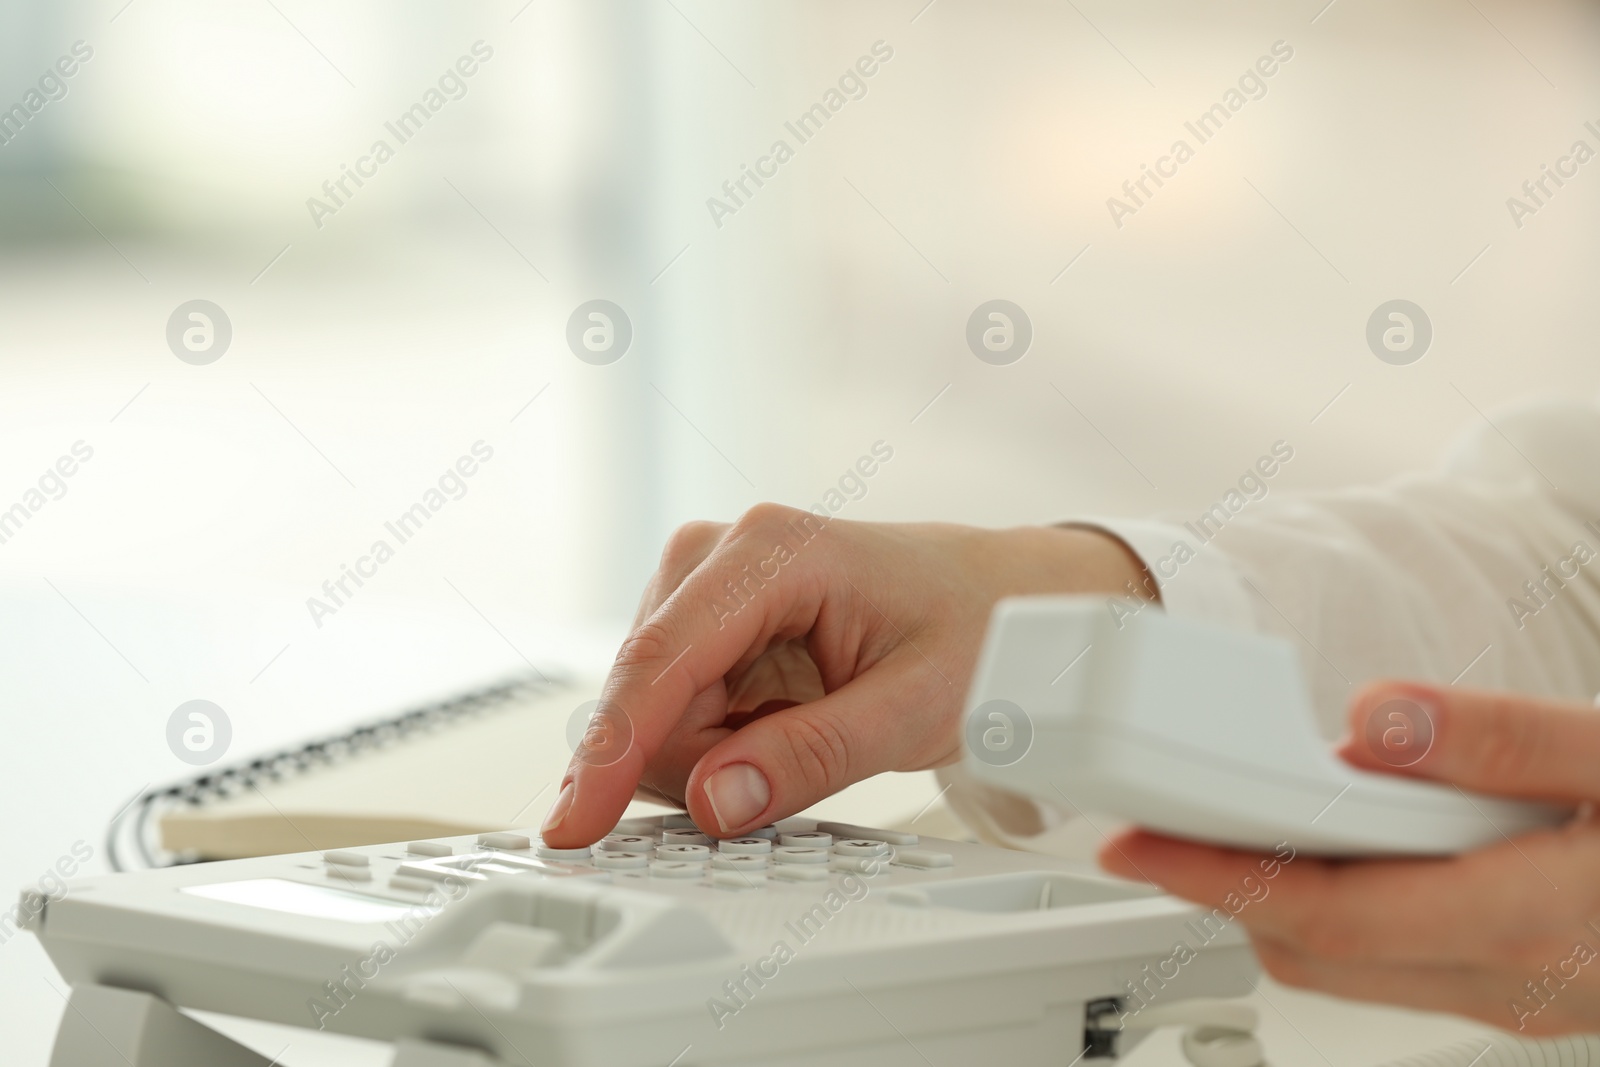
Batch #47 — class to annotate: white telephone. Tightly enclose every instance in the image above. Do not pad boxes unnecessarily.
[22,601,1587,1067]
[24,814,1257,1066]
[962,596,1567,856]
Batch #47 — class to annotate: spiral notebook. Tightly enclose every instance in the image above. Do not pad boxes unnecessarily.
[110,674,962,868]
[108,675,600,867]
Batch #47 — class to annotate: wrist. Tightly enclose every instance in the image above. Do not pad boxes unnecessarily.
[984,524,1159,603]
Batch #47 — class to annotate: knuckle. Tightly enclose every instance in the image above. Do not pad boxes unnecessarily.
[779,713,854,796]
[729,502,798,538]
[612,620,676,678]
[660,520,723,567]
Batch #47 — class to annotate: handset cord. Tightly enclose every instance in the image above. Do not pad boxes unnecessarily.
[1094,1000,1600,1066]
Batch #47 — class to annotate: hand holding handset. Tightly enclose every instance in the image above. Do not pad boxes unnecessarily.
[962,597,1568,856]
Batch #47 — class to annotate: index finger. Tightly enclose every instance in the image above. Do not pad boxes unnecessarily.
[540,505,833,847]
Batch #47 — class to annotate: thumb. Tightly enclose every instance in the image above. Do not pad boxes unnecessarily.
[683,669,923,837]
[1336,679,1600,803]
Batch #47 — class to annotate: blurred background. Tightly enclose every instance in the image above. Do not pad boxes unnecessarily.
[3,0,1599,1061]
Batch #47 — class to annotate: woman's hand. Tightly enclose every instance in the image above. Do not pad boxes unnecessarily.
[540,504,1151,847]
[1099,681,1600,1036]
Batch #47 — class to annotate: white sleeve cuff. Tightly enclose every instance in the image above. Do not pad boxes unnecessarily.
[1066,516,1260,633]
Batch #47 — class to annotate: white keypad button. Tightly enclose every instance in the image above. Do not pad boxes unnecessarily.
[599,835,653,853]
[478,832,532,851]
[773,847,830,865]
[326,864,372,882]
[663,813,698,829]
[322,850,369,867]
[594,852,650,871]
[537,844,594,861]
[712,853,769,871]
[743,826,780,841]
[779,832,832,848]
[833,839,891,857]
[662,829,710,847]
[773,864,829,882]
[718,837,772,855]
[831,856,891,875]
[894,849,955,869]
[407,841,452,857]
[657,844,711,862]
[395,862,453,882]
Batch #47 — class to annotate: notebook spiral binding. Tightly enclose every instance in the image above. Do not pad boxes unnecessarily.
[105,673,558,872]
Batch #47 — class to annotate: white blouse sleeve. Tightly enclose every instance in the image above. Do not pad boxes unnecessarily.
[940,398,1600,855]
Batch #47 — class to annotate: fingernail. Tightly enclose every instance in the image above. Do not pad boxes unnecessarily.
[704,763,770,834]
[542,780,576,836]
